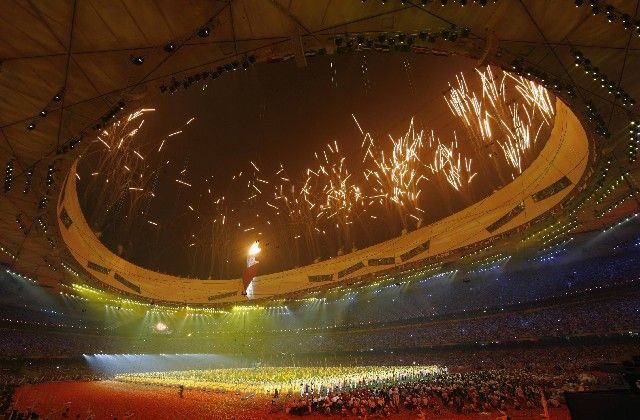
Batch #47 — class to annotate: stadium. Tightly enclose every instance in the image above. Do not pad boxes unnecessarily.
[0,1,639,418]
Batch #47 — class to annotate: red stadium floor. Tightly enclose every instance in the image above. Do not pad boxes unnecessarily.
[11,380,572,420]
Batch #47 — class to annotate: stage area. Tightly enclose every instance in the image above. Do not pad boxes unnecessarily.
[115,365,441,394]
[11,363,576,420]
[12,380,572,420]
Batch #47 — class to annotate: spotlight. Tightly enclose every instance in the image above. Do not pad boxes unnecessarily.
[605,5,616,22]
[197,26,210,38]
[131,56,144,65]
[164,42,175,53]
[27,122,35,130]
[39,110,47,117]
[53,92,63,102]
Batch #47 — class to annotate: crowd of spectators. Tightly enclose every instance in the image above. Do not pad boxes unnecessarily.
[1,341,637,418]
[118,365,443,395]
[3,230,640,335]
[0,230,638,419]
[1,286,638,359]
[281,342,640,417]
[0,303,96,330]
[0,361,100,419]
[327,247,640,328]
[290,290,640,352]
[284,368,572,417]
[0,361,99,386]
[0,230,638,360]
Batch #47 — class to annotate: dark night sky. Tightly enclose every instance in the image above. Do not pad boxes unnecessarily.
[146,53,475,176]
[78,53,549,278]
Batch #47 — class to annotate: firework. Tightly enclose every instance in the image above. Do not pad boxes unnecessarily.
[445,66,555,174]
[360,118,430,229]
[77,68,554,277]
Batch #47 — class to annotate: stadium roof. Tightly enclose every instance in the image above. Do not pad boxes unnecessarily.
[0,0,637,304]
